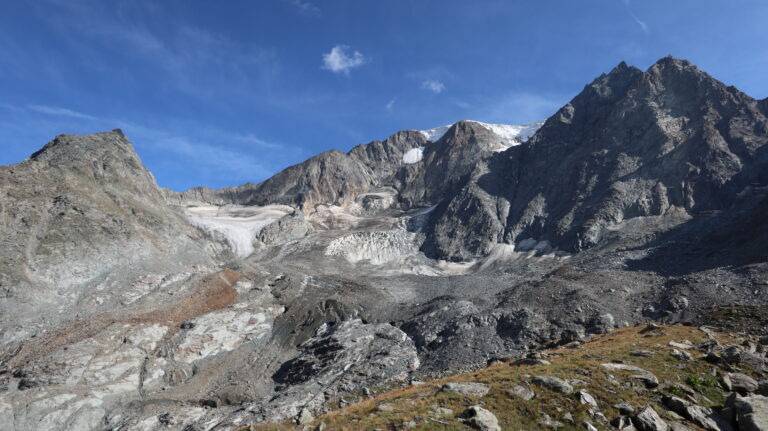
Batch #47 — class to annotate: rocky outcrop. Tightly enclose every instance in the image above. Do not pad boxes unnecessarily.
[257,319,420,422]
[0,130,215,344]
[426,57,768,259]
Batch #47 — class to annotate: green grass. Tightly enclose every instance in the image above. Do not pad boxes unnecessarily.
[243,325,753,431]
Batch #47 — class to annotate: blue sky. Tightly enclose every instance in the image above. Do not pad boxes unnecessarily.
[1,0,767,191]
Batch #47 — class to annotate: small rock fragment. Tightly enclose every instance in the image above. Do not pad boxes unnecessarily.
[577,390,598,408]
[297,408,313,425]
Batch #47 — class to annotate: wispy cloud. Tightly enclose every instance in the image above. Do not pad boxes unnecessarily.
[286,0,320,16]
[630,14,649,33]
[1,102,280,189]
[219,131,283,150]
[477,92,566,124]
[622,0,649,34]
[322,45,366,74]
[38,1,280,101]
[385,98,396,112]
[421,80,446,94]
[154,136,269,180]
[27,104,97,121]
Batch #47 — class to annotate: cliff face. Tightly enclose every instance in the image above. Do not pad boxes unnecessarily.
[424,57,768,260]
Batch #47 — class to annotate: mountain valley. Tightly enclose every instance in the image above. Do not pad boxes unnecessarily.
[1,56,767,431]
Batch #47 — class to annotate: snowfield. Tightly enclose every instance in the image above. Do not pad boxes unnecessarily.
[185,205,294,257]
[418,120,544,150]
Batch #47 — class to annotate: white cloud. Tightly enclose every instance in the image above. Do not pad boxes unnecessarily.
[621,1,649,34]
[631,14,649,33]
[322,45,366,74]
[27,104,97,121]
[287,0,320,16]
[385,99,396,111]
[421,80,445,94]
[478,92,565,124]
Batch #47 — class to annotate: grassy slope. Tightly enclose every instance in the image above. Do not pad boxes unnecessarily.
[245,325,753,430]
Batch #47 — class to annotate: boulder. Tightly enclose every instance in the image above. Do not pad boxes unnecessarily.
[539,413,565,429]
[508,384,535,400]
[461,405,501,431]
[685,405,733,431]
[532,376,574,394]
[296,408,313,425]
[601,363,659,388]
[734,395,768,431]
[633,406,668,431]
[441,382,491,397]
[614,402,636,415]
[577,390,598,408]
[758,380,768,396]
[728,373,759,394]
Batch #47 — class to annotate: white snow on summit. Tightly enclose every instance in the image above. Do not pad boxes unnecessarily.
[402,146,424,164]
[418,120,544,151]
[419,125,453,142]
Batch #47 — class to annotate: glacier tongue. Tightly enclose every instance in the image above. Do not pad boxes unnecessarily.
[185,205,294,258]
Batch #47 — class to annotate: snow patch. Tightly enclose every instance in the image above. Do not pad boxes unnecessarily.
[419,124,452,142]
[402,146,424,164]
[186,205,294,258]
[418,120,544,149]
[476,120,545,150]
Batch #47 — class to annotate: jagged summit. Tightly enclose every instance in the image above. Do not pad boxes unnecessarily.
[424,55,768,259]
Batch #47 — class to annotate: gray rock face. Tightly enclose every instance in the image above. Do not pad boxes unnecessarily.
[258,212,313,245]
[348,130,429,187]
[0,130,215,345]
[261,319,419,422]
[735,395,768,431]
[426,57,768,260]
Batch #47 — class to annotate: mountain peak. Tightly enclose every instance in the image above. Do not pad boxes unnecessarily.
[646,55,703,77]
[607,60,641,77]
[29,129,137,165]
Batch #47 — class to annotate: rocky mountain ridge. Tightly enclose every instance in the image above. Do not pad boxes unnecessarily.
[0,56,767,431]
